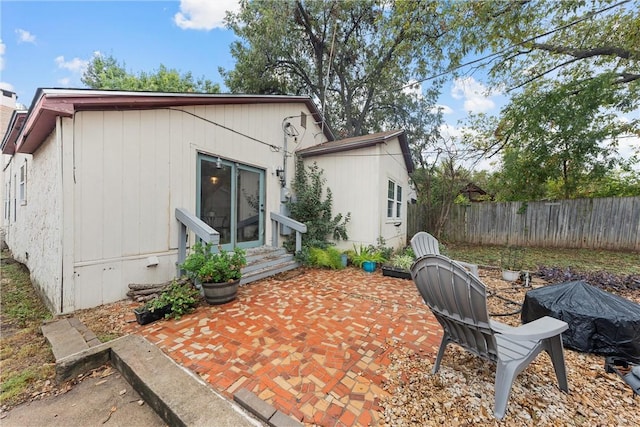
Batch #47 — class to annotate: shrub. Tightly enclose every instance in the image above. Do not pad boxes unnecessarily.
[309,246,344,269]
[285,157,350,251]
[145,279,201,319]
[181,242,246,283]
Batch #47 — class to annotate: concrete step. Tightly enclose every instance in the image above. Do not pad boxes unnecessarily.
[49,327,300,426]
[41,318,101,361]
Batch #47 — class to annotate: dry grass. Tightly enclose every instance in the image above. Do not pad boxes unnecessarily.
[0,252,55,409]
[442,243,640,275]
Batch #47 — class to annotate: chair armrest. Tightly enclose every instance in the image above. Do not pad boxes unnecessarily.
[490,320,514,333]
[494,316,568,341]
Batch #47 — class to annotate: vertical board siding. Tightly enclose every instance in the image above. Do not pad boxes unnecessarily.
[409,197,640,250]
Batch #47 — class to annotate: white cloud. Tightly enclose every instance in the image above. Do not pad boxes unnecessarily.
[430,104,454,115]
[16,29,36,44]
[0,39,5,71]
[451,77,498,114]
[55,56,89,73]
[402,80,423,99]
[439,123,464,139]
[174,0,241,31]
[57,77,71,87]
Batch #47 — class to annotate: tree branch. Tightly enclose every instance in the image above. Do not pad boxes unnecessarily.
[531,42,639,61]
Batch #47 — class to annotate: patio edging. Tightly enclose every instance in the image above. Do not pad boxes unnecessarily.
[234,388,303,427]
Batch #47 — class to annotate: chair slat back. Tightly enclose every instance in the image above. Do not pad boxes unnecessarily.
[411,254,498,362]
[410,232,440,257]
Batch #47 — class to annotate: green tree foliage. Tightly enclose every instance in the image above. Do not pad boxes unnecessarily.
[221,0,454,139]
[412,151,470,238]
[286,157,350,250]
[457,0,639,200]
[82,53,220,93]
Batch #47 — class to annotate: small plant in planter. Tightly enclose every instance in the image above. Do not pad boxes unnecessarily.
[500,246,524,281]
[181,242,247,305]
[351,244,386,272]
[382,248,415,280]
[134,279,201,325]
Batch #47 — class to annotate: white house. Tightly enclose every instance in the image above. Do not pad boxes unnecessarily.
[296,130,413,251]
[1,89,412,314]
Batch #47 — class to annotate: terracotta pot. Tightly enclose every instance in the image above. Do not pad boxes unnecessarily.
[201,279,240,305]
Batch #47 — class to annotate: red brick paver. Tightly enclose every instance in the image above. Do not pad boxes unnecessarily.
[127,267,442,426]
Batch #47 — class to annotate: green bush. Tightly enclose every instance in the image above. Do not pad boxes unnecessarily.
[309,247,344,269]
[181,242,246,283]
[285,157,350,252]
[145,279,201,319]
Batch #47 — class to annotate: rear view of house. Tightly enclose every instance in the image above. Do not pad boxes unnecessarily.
[1,89,412,314]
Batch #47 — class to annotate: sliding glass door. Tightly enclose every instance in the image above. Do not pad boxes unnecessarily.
[198,154,264,250]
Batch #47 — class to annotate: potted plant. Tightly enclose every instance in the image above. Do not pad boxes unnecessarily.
[500,246,524,282]
[181,242,247,305]
[382,250,415,280]
[133,279,201,325]
[351,244,386,273]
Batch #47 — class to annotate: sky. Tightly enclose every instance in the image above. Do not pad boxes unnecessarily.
[0,0,635,172]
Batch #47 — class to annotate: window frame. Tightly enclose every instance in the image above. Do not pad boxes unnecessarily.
[386,179,402,220]
[19,162,27,205]
[3,179,10,221]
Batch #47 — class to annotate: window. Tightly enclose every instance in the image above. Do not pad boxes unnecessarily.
[19,162,27,205]
[3,179,9,221]
[387,180,402,219]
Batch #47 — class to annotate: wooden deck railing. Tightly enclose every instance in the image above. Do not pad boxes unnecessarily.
[175,208,220,275]
[270,212,307,252]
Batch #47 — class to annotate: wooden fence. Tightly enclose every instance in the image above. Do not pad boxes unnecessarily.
[409,196,640,251]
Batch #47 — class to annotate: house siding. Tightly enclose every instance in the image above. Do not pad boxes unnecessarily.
[303,137,410,251]
[66,102,324,312]
[3,133,62,312]
[377,142,410,250]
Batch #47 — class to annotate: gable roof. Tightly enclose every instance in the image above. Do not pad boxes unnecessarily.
[3,88,334,155]
[296,129,414,173]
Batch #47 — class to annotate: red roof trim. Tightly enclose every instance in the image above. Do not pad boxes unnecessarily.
[1,111,27,155]
[14,89,334,154]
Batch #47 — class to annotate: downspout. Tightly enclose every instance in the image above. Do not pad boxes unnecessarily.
[57,116,64,313]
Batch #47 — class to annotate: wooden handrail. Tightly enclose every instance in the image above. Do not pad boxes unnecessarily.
[270,212,307,252]
[175,208,220,275]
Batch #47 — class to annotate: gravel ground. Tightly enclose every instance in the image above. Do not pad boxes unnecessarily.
[381,270,640,426]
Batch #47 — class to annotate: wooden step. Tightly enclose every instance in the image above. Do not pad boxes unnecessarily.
[240,246,300,285]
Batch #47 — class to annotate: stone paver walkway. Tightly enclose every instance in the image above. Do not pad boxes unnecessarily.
[126,267,442,426]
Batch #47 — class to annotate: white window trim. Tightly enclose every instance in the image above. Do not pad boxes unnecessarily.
[387,179,402,220]
[19,162,27,205]
[3,179,10,221]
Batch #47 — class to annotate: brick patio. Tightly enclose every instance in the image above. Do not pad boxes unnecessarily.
[125,267,442,426]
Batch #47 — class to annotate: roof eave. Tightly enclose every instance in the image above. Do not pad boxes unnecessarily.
[1,111,28,155]
[15,88,336,154]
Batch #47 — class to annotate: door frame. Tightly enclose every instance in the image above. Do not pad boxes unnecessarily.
[196,153,265,250]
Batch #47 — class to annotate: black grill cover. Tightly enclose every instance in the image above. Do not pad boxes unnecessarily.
[522,281,640,363]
